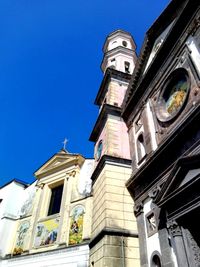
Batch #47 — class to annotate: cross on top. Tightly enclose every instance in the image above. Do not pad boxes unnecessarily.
[62,138,68,150]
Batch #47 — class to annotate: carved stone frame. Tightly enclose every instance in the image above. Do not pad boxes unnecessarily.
[146,211,158,237]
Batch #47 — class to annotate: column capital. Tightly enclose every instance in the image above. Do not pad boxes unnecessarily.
[167,220,182,237]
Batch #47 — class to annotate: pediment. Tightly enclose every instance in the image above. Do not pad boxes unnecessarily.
[34,149,84,178]
[143,20,175,74]
[156,154,200,205]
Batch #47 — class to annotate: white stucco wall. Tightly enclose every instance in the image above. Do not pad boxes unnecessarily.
[106,52,135,74]
[0,180,38,257]
[0,181,29,257]
[0,182,25,219]
[0,244,89,267]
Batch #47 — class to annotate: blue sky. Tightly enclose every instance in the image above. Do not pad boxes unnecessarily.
[0,0,171,186]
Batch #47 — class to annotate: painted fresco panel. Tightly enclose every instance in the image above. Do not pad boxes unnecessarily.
[13,220,30,255]
[69,206,84,245]
[34,217,60,247]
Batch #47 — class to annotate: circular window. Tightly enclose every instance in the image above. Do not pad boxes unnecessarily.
[156,68,190,122]
[96,140,103,161]
[122,40,127,47]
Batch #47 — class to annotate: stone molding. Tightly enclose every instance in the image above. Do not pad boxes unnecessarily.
[89,227,138,249]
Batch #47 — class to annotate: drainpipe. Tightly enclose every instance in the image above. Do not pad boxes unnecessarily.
[121,236,125,267]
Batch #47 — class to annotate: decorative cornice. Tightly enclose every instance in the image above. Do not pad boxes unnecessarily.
[89,104,121,142]
[91,154,131,184]
[89,227,138,249]
[122,0,194,121]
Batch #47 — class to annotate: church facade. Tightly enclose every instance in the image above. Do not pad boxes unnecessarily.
[0,150,94,267]
[122,0,200,266]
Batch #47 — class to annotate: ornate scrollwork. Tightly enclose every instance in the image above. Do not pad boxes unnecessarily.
[134,202,144,216]
[148,185,161,200]
[185,229,200,264]
[66,170,76,178]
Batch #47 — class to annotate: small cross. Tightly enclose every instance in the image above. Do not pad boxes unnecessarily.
[62,138,68,150]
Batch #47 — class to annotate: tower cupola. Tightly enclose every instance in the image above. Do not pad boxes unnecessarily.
[101,30,137,74]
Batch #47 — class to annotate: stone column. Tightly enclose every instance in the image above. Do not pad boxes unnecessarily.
[167,220,189,267]
[134,202,148,267]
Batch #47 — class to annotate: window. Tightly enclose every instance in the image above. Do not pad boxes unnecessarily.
[109,58,116,69]
[137,133,146,163]
[151,254,162,267]
[48,184,63,216]
[95,140,103,161]
[124,61,130,73]
[122,40,127,47]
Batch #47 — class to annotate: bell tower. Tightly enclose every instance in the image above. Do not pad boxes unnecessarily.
[101,29,136,74]
[89,30,139,267]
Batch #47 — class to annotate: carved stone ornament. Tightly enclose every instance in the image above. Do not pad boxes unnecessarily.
[185,228,200,264]
[66,170,76,178]
[134,202,144,216]
[167,220,182,237]
[187,16,200,36]
[148,185,161,200]
[70,170,76,177]
[36,183,45,189]
[146,212,157,235]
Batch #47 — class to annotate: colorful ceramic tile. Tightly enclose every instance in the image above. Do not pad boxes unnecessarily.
[69,206,84,245]
[34,217,60,247]
[13,221,30,255]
